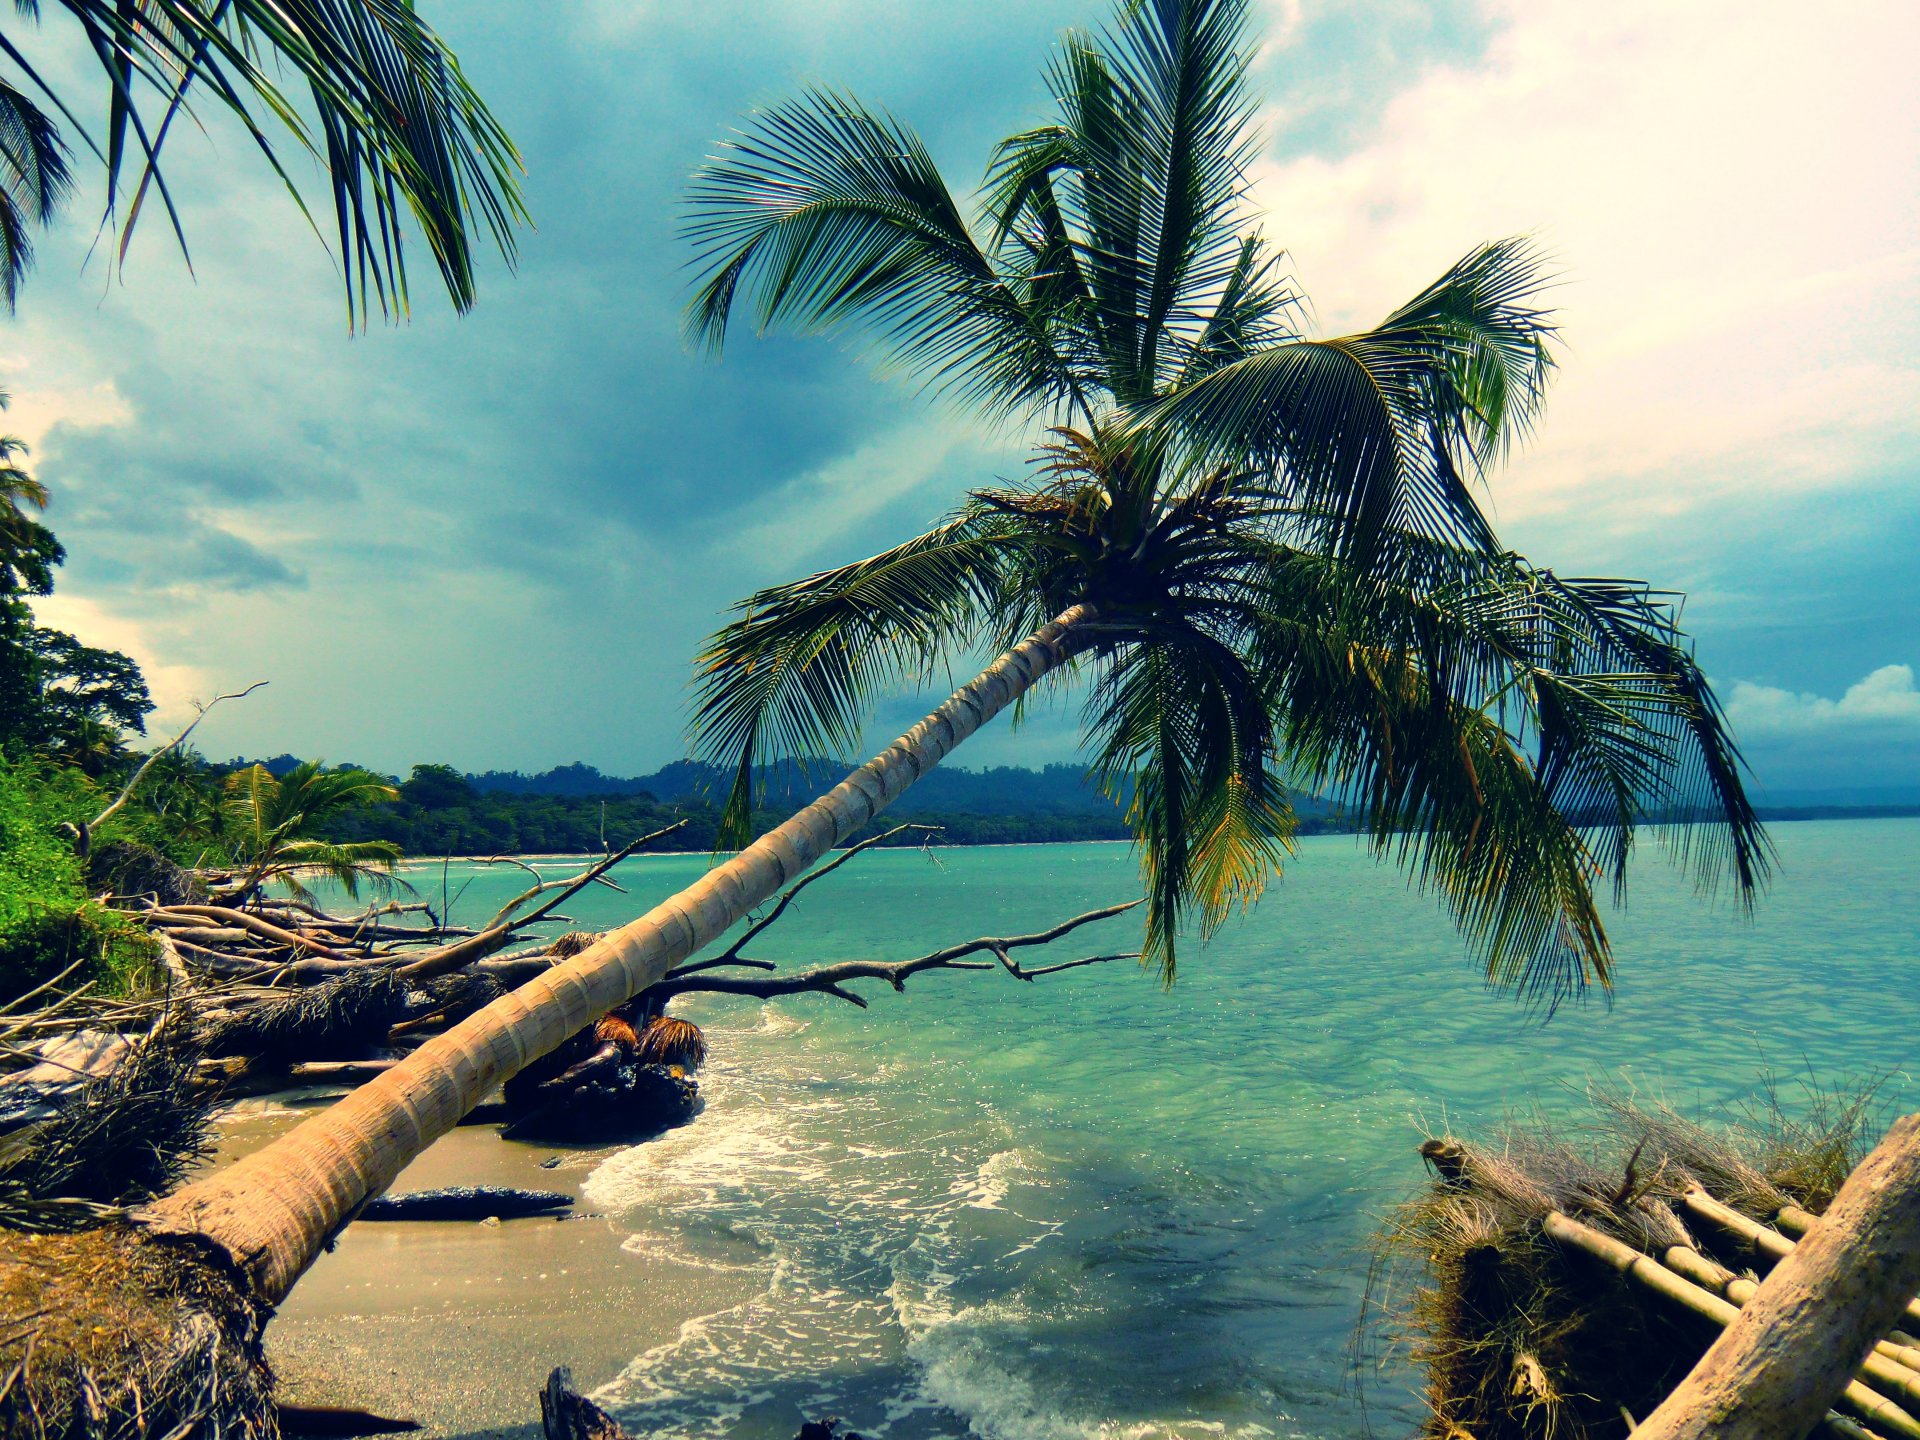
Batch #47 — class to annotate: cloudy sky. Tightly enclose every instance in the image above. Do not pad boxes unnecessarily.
[6,0,1916,798]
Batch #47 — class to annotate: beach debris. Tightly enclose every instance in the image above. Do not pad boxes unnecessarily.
[796,1421,869,1440]
[277,1404,422,1437]
[356,1186,573,1222]
[1368,1083,1911,1440]
[0,1019,215,1232]
[633,1015,705,1069]
[540,1367,632,1440]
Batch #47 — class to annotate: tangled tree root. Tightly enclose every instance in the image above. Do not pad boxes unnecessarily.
[199,970,409,1064]
[0,1226,274,1440]
[1366,1082,1885,1440]
[0,1024,216,1234]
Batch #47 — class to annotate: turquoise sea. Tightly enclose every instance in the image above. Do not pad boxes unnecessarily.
[423,819,1919,1440]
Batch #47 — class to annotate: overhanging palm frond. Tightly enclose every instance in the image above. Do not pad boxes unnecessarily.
[1143,237,1557,559]
[0,74,70,307]
[684,88,1081,420]
[689,512,1033,846]
[1,0,526,324]
[1246,539,1768,1004]
[1086,621,1294,979]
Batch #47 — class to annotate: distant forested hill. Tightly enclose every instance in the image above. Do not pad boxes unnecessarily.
[226,753,1916,859]
[303,758,1353,857]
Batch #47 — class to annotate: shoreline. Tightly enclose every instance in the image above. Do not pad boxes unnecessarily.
[214,1101,755,1439]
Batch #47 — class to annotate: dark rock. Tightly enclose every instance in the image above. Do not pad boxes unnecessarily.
[358,1185,573,1222]
[503,1062,699,1143]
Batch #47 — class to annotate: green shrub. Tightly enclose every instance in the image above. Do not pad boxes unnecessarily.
[0,757,156,1004]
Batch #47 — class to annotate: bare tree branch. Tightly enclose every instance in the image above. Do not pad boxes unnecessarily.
[712,823,941,964]
[399,821,688,981]
[658,900,1144,1008]
[71,680,268,856]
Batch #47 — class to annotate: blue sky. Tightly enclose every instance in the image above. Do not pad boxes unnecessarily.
[6,0,1917,798]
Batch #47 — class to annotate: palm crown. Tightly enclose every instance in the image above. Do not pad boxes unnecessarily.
[684,0,1766,999]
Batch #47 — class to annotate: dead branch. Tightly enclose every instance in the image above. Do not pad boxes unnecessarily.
[657,900,1143,1008]
[72,681,268,856]
[712,823,940,965]
[399,821,690,982]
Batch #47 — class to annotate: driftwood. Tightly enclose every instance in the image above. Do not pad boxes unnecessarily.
[1635,1115,1920,1440]
[535,1370,869,1440]
[65,682,268,859]
[654,823,1142,1009]
[277,1404,421,1437]
[1543,1209,1920,1438]
[540,1368,632,1440]
[357,1186,572,1222]
[1377,1093,1920,1440]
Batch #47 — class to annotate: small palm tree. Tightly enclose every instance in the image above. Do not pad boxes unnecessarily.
[140,0,1765,1322]
[214,761,403,906]
[0,1,526,322]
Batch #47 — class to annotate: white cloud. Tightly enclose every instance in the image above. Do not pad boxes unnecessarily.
[721,418,1001,567]
[1726,664,1920,740]
[1247,0,1920,531]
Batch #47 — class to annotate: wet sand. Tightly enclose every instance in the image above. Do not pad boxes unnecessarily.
[215,1098,758,1439]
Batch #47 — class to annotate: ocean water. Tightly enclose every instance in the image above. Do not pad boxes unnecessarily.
[416,819,1920,1440]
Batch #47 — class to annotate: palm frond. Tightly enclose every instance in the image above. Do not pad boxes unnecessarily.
[688,510,1030,846]
[259,837,403,904]
[1086,621,1294,979]
[684,88,1081,420]
[0,75,70,307]
[1142,237,1557,558]
[6,0,526,324]
[1242,537,1767,1004]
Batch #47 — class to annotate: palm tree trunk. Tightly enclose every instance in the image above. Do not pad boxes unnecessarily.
[143,606,1093,1306]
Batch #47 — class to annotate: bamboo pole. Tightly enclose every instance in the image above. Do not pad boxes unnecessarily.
[1543,1212,1920,1440]
[1686,1190,1920,1336]
[1662,1245,1920,1380]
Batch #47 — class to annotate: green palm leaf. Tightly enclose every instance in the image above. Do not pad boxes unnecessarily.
[0,0,526,323]
[689,511,1037,845]
[1144,238,1556,559]
[685,89,1082,419]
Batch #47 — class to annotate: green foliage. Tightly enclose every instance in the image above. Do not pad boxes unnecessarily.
[685,0,1768,996]
[0,391,153,773]
[218,760,402,904]
[0,757,155,1004]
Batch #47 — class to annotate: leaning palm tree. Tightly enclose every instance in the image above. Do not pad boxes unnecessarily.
[0,0,525,322]
[12,1,1764,1426]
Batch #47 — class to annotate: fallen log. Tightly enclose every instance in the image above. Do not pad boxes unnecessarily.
[1636,1114,1920,1440]
[1660,1244,1920,1381]
[1543,1210,1920,1440]
[1685,1187,1920,1335]
[358,1186,573,1222]
[277,1403,422,1436]
[152,906,355,962]
[287,1060,398,1085]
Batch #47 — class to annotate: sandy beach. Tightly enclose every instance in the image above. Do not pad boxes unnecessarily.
[214,1098,758,1439]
